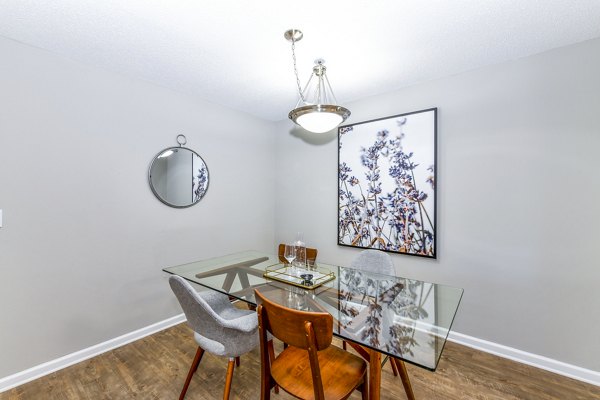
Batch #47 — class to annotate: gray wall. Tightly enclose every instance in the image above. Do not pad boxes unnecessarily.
[274,37,600,371]
[2,32,599,379]
[0,36,275,377]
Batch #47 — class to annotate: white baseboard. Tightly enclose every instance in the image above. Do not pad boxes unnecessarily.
[2,316,598,392]
[0,313,186,393]
[448,331,600,386]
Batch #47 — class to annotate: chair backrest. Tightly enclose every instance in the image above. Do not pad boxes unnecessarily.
[350,249,395,276]
[255,289,332,351]
[255,289,333,400]
[278,243,318,264]
[168,275,229,340]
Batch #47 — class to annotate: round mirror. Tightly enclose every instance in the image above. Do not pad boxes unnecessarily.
[148,146,209,208]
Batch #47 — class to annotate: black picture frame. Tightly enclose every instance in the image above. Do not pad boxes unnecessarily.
[337,108,437,259]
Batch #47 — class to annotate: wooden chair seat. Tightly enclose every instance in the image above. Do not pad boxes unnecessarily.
[255,289,368,400]
[271,345,367,400]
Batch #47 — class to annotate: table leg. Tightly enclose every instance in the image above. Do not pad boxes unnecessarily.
[394,358,416,400]
[222,271,236,292]
[238,269,250,289]
[368,348,382,400]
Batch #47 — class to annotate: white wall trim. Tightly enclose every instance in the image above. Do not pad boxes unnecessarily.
[0,314,186,393]
[448,331,600,386]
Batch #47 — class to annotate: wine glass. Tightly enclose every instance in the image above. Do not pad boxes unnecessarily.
[294,232,306,268]
[284,244,296,275]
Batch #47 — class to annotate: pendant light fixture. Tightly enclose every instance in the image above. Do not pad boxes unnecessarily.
[285,29,350,133]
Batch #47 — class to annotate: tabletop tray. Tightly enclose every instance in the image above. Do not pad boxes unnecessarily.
[263,263,335,290]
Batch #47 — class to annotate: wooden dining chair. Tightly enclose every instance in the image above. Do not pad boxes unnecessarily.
[255,289,368,400]
[169,275,263,400]
[277,243,318,264]
[346,249,415,399]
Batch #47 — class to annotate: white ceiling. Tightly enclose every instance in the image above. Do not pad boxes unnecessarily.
[2,1,600,121]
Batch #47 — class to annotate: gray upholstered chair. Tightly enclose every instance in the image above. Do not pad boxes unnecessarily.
[350,249,395,275]
[169,275,261,400]
[346,249,396,355]
[348,250,415,394]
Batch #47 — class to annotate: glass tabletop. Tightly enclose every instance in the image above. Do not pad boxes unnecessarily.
[163,250,463,371]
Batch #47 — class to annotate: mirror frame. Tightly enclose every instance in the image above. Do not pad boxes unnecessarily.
[148,146,210,209]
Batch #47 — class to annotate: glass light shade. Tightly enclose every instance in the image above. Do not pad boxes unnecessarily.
[297,112,342,133]
[289,104,350,133]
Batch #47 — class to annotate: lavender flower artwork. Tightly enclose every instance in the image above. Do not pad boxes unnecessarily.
[338,108,437,258]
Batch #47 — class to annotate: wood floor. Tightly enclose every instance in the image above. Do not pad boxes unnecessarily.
[2,323,599,400]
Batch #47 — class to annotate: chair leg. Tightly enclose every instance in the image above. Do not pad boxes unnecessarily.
[267,340,279,394]
[389,355,399,376]
[394,358,415,400]
[343,340,347,350]
[260,378,272,400]
[179,347,204,400]
[235,356,240,367]
[360,378,369,400]
[223,358,236,400]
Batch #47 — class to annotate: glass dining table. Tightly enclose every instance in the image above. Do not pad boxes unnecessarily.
[163,250,463,400]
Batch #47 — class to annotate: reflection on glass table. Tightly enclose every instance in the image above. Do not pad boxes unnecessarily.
[334,267,454,370]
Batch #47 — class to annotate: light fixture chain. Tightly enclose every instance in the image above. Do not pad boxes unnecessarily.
[290,38,307,104]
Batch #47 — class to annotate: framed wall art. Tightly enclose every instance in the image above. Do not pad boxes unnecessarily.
[338,108,437,259]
